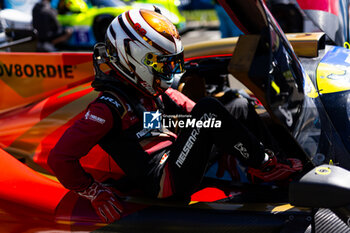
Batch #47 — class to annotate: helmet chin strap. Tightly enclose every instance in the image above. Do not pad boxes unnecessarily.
[152,68,174,94]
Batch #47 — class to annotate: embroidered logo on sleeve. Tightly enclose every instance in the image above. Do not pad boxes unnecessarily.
[99,95,125,116]
[85,110,106,124]
[234,142,249,159]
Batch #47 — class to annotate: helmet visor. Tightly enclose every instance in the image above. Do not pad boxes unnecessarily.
[144,51,185,79]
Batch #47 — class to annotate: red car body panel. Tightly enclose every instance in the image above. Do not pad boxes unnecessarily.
[297,0,339,16]
[0,52,94,113]
[0,148,68,213]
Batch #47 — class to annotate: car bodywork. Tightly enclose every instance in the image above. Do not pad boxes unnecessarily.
[2,0,350,232]
[296,0,350,46]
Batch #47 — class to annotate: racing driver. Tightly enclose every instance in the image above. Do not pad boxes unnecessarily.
[48,8,303,223]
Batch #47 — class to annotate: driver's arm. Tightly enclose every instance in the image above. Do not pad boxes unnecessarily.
[165,87,195,113]
[48,102,124,223]
[48,102,114,190]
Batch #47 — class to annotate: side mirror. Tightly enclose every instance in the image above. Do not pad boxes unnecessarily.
[289,165,350,208]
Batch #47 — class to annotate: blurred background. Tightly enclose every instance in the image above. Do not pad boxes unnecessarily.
[0,0,319,52]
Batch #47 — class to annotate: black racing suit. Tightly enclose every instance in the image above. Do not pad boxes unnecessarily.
[48,87,266,199]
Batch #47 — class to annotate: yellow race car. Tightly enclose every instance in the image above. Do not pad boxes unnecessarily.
[55,0,186,48]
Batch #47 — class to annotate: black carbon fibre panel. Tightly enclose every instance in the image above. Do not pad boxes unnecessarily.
[315,208,350,233]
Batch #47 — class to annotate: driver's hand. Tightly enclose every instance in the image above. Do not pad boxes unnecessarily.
[77,181,124,223]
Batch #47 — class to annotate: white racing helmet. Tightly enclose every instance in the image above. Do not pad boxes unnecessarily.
[103,8,184,96]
